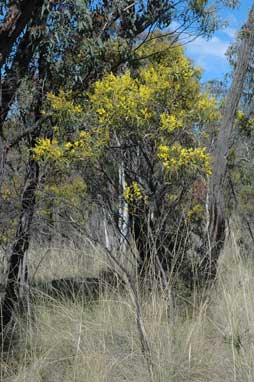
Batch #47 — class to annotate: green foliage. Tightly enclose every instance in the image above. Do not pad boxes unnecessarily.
[34,0,238,92]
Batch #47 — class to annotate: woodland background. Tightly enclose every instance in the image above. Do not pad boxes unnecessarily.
[1,0,254,381]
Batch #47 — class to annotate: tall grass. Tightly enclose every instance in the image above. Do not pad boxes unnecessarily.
[2,234,254,381]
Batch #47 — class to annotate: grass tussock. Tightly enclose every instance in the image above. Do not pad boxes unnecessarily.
[2,238,254,381]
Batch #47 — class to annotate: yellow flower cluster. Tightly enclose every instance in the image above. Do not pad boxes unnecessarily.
[33,127,110,164]
[160,113,183,132]
[90,71,143,125]
[39,40,218,189]
[123,181,143,203]
[90,44,218,140]
[65,129,109,159]
[187,203,204,220]
[235,109,254,131]
[197,94,220,122]
[158,144,212,176]
[198,97,213,110]
[33,138,63,160]
[47,89,83,114]
[236,110,245,120]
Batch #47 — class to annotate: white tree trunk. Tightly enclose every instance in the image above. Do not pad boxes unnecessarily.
[118,160,129,252]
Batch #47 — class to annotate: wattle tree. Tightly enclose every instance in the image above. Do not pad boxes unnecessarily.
[34,37,218,284]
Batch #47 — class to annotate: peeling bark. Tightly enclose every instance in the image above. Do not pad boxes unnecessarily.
[208,8,254,278]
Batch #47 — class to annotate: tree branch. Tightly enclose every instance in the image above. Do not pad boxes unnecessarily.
[0,0,43,69]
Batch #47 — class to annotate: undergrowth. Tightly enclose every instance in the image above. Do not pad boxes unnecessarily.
[1,235,254,382]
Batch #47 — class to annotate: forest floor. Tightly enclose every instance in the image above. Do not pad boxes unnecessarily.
[1,232,254,382]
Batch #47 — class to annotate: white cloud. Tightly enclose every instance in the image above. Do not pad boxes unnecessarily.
[223,27,237,39]
[184,34,232,79]
[186,35,230,60]
[167,19,236,79]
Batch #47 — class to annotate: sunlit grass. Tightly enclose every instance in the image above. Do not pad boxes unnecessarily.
[2,235,254,381]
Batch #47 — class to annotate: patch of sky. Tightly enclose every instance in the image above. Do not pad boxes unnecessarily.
[184,0,254,83]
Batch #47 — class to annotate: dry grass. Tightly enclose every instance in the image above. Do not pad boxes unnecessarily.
[28,239,109,283]
[2,234,254,381]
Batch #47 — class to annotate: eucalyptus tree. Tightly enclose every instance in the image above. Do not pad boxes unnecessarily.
[222,7,254,246]
[208,6,254,278]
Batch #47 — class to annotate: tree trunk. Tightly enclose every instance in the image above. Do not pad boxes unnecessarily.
[0,0,43,70]
[132,207,149,278]
[207,8,254,278]
[131,201,171,280]
[118,161,129,251]
[0,36,49,334]
[0,136,39,333]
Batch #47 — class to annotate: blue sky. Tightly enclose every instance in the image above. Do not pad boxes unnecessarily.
[184,0,253,82]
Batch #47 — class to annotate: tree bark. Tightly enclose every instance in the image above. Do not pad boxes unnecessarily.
[0,0,43,70]
[208,8,254,278]
[0,136,39,332]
